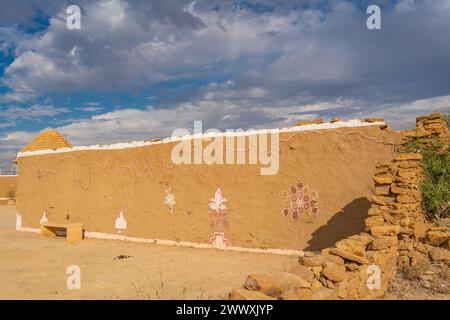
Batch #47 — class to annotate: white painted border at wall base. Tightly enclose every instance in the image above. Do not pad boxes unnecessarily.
[16,227,304,257]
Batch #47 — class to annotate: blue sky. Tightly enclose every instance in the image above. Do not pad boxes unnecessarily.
[0,0,450,162]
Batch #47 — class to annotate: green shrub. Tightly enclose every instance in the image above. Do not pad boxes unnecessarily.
[418,141,449,219]
[443,114,450,129]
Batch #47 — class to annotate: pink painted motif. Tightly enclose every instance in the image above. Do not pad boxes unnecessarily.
[209,188,229,247]
[282,181,319,222]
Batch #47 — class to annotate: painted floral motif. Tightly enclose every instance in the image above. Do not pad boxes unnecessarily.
[209,188,227,213]
[282,181,319,222]
[115,207,127,233]
[40,210,48,224]
[209,188,229,246]
[209,232,229,249]
[165,187,176,214]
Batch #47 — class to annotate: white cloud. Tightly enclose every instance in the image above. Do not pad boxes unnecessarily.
[1,104,69,121]
[0,130,37,150]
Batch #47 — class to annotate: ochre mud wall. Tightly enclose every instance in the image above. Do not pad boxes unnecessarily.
[16,125,402,251]
[0,176,17,200]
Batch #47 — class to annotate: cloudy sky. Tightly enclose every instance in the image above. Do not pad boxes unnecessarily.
[0,0,449,161]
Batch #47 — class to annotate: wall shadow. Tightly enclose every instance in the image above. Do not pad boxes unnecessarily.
[305,197,370,251]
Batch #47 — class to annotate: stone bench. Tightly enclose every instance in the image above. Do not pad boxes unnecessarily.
[40,222,83,243]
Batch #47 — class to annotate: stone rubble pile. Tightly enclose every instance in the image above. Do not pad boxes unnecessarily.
[230,113,449,300]
[416,112,449,138]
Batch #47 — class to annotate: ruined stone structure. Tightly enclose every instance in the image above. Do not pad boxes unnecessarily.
[230,113,450,300]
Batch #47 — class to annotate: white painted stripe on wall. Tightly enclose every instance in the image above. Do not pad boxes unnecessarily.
[17,120,385,158]
[17,227,304,257]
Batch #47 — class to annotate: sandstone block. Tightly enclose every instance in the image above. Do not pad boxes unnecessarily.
[289,264,314,284]
[365,118,385,123]
[298,255,324,267]
[279,272,312,291]
[330,248,369,264]
[365,216,385,228]
[244,274,283,297]
[429,247,450,262]
[322,250,345,266]
[295,119,324,126]
[414,242,432,254]
[281,288,313,300]
[373,175,393,185]
[371,236,397,250]
[335,239,367,257]
[322,262,347,282]
[375,186,391,196]
[312,288,335,300]
[311,278,324,290]
[371,195,394,206]
[397,169,418,179]
[395,153,423,161]
[348,233,374,246]
[368,207,385,216]
[230,288,276,300]
[427,231,450,246]
[370,225,400,237]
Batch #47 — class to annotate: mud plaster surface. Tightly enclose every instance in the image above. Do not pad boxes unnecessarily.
[17,126,402,251]
[0,176,16,198]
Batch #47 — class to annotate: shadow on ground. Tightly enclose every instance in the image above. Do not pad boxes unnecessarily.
[305,197,370,251]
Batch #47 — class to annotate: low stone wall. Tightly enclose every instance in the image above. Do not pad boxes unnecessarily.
[416,112,449,138]
[230,113,450,300]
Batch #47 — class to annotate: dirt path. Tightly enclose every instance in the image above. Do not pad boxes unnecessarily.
[0,206,297,300]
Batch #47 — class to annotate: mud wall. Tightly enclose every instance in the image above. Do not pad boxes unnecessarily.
[16,125,402,251]
[0,176,17,202]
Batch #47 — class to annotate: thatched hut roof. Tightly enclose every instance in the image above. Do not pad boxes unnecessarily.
[21,129,72,152]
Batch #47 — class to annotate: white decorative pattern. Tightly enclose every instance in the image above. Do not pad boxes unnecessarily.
[39,211,48,224]
[164,188,176,214]
[209,188,227,212]
[115,209,127,233]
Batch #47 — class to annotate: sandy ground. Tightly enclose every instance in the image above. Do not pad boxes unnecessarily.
[0,206,297,300]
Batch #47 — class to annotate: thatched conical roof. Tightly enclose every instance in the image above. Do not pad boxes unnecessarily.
[21,129,72,152]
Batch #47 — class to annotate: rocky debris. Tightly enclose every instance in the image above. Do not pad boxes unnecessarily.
[288,264,314,284]
[298,255,324,267]
[230,288,276,300]
[427,230,450,246]
[329,248,369,265]
[295,119,324,126]
[330,117,342,123]
[278,272,311,290]
[365,118,385,123]
[230,113,449,300]
[312,288,335,300]
[281,288,313,300]
[243,272,313,299]
[321,248,345,266]
[371,236,398,250]
[416,112,449,138]
[429,247,450,262]
[395,153,423,161]
[370,225,400,237]
[365,216,385,227]
[244,274,283,297]
[322,262,347,282]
